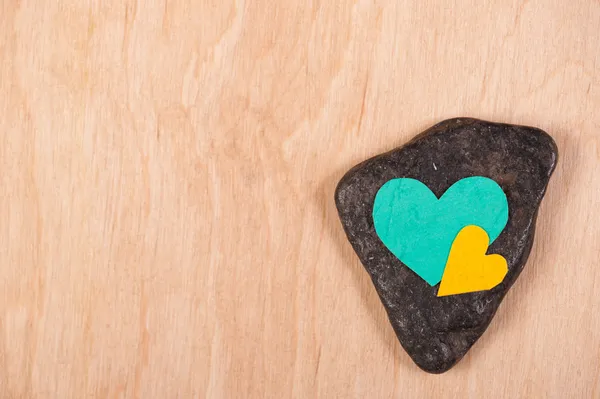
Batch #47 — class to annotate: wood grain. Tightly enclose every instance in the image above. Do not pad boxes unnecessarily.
[0,0,599,397]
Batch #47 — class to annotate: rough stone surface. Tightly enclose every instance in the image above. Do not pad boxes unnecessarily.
[334,118,558,373]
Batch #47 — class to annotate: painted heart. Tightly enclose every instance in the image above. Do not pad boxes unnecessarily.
[437,225,508,296]
[372,176,508,286]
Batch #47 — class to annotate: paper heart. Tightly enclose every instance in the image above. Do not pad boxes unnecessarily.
[372,176,508,286]
[437,225,508,296]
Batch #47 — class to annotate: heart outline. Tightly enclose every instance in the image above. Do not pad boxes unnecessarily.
[437,225,508,296]
[372,176,508,285]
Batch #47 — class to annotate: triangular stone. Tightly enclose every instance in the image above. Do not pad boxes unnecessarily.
[335,118,558,373]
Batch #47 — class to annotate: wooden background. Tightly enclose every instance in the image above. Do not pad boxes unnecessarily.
[0,0,599,397]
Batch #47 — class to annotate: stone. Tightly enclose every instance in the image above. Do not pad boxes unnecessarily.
[334,118,558,373]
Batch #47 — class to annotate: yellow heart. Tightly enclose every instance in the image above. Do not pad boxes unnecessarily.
[437,225,508,297]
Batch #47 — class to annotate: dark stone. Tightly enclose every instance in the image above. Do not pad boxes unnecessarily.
[334,118,558,373]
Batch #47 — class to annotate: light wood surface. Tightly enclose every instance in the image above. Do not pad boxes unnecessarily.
[0,0,599,397]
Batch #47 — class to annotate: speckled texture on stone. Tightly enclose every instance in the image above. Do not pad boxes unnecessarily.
[334,118,558,373]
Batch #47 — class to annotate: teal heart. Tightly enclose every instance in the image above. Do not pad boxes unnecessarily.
[372,176,508,286]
